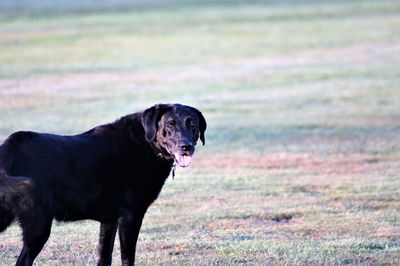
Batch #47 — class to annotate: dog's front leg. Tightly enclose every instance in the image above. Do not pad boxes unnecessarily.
[118,213,144,266]
[97,222,118,266]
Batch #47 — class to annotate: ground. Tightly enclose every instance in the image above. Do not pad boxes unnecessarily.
[0,0,399,265]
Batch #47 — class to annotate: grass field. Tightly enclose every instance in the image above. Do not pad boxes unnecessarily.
[1,0,400,265]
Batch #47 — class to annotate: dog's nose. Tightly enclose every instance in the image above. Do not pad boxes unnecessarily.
[180,141,193,152]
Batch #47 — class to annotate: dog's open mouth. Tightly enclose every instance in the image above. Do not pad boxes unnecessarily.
[174,153,192,167]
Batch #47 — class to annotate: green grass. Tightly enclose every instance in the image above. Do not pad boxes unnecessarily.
[0,0,400,265]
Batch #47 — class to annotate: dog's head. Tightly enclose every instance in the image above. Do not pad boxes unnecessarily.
[141,104,206,167]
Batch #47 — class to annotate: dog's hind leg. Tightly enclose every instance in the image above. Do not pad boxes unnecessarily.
[16,211,53,266]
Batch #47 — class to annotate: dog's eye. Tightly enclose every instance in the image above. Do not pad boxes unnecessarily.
[167,121,176,130]
[191,123,198,128]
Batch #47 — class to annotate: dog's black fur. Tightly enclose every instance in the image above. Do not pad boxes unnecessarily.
[0,103,206,266]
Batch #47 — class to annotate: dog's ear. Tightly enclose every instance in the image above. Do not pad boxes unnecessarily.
[141,104,170,142]
[189,107,207,145]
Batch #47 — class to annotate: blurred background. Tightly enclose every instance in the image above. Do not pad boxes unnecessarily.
[0,0,399,265]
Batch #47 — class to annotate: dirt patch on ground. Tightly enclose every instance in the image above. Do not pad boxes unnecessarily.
[139,241,191,258]
[375,225,400,238]
[207,213,296,231]
[196,153,398,175]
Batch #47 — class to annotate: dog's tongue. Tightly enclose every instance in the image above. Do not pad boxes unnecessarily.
[175,154,192,167]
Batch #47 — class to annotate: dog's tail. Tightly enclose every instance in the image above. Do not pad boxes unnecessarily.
[0,165,33,232]
[0,167,15,232]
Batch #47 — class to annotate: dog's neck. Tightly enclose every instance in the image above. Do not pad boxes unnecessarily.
[149,141,174,164]
[149,141,177,179]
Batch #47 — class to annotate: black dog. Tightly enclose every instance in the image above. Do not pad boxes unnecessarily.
[0,103,206,266]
